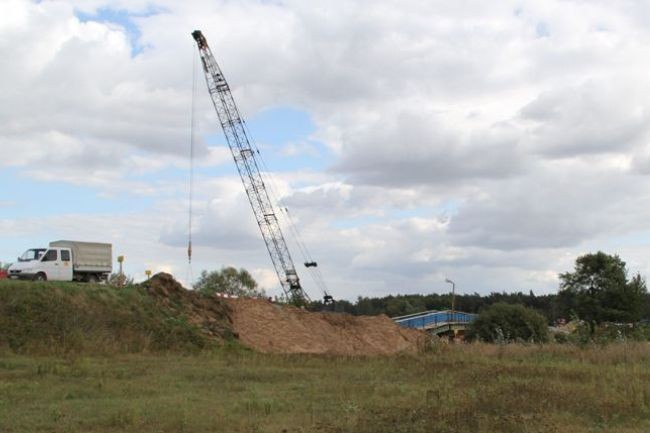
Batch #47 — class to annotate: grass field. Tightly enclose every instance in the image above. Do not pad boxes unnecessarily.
[3,343,650,433]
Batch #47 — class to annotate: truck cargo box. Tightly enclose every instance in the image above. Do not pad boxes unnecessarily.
[49,240,112,273]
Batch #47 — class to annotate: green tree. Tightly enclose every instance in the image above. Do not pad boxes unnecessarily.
[559,252,647,330]
[194,267,265,298]
[466,303,549,343]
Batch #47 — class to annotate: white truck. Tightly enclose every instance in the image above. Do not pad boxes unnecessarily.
[8,240,112,282]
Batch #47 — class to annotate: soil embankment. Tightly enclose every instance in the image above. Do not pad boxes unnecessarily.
[141,272,232,340]
[226,297,427,355]
[0,273,231,354]
[146,274,427,356]
[0,273,426,356]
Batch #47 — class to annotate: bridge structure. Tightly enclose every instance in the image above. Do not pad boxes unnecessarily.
[393,310,477,337]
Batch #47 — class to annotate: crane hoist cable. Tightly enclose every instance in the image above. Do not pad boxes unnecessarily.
[282,207,332,302]
[237,87,333,305]
[242,129,332,301]
[186,47,198,285]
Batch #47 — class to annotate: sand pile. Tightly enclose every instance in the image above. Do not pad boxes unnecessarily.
[140,274,426,355]
[141,273,232,340]
[226,297,427,356]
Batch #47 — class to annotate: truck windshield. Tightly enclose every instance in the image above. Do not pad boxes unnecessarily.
[18,249,46,262]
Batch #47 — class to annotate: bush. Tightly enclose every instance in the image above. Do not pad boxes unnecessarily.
[466,303,549,343]
[564,322,650,345]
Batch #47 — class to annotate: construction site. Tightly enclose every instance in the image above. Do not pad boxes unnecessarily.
[172,31,466,351]
[2,25,483,358]
[5,2,650,431]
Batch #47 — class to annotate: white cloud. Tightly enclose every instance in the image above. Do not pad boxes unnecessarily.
[520,81,650,158]
[3,0,650,300]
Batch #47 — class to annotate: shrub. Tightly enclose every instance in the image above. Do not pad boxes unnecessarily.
[466,303,549,343]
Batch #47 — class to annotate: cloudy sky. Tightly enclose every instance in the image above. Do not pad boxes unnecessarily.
[2,0,650,300]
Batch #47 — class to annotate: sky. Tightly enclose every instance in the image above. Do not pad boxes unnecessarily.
[2,0,650,301]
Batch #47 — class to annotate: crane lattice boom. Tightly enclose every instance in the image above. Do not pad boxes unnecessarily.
[192,30,309,304]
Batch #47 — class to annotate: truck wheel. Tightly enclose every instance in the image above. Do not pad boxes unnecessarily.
[34,273,47,281]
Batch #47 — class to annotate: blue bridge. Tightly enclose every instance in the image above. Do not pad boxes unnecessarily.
[393,310,477,336]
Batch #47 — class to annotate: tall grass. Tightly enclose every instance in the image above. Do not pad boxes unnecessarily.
[2,344,650,432]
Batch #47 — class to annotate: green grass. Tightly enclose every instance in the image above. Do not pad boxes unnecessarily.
[0,280,221,354]
[2,343,650,432]
[3,279,650,432]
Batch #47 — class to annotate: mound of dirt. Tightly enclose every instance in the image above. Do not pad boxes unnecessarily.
[141,274,426,355]
[141,273,232,340]
[226,297,427,356]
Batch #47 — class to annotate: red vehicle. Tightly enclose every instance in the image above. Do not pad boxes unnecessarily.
[0,269,7,280]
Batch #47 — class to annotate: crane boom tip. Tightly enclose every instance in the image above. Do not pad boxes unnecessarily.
[192,30,206,46]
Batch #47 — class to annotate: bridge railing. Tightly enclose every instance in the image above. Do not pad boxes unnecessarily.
[393,310,476,330]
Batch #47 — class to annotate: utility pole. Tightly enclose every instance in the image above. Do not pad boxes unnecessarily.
[445,278,456,319]
[445,278,458,341]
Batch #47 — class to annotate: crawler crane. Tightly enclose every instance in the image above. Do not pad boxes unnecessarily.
[192,30,331,305]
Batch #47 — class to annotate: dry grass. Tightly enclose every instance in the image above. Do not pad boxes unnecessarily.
[2,343,650,432]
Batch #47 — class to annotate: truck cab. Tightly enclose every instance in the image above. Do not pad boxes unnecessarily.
[8,247,74,281]
[8,248,45,279]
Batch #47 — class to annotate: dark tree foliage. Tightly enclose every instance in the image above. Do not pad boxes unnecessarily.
[310,287,650,323]
[306,253,650,324]
[194,267,265,297]
[309,291,561,322]
[466,303,549,343]
[558,251,647,328]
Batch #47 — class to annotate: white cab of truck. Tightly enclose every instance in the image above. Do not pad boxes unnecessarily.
[8,241,112,282]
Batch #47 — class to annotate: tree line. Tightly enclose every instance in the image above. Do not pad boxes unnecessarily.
[196,252,650,329]
[310,252,650,327]
[313,291,561,321]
